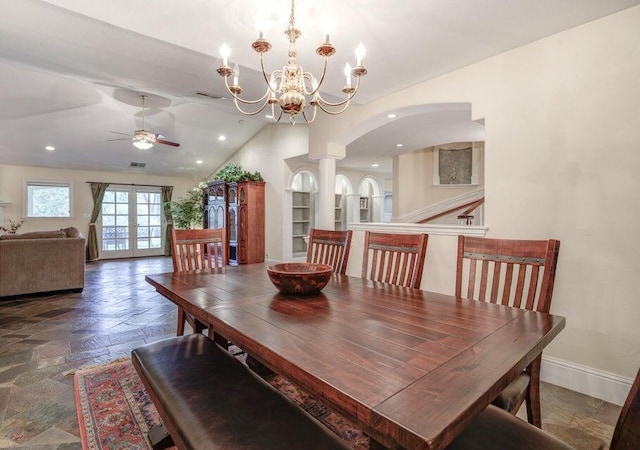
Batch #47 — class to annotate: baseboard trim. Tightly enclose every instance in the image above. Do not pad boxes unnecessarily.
[541,355,632,406]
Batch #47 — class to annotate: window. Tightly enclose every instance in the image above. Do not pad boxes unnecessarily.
[25,181,73,218]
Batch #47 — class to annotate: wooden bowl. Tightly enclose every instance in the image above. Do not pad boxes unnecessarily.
[267,263,333,295]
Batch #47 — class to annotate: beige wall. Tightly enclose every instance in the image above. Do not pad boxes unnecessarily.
[0,164,196,237]
[394,144,485,219]
[308,7,640,379]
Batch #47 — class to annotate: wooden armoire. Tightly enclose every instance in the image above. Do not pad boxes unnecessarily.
[205,180,265,265]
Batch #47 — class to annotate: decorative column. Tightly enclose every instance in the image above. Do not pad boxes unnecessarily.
[346,193,360,224]
[372,194,385,223]
[317,157,337,230]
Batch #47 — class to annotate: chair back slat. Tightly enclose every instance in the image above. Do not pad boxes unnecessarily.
[479,261,489,301]
[306,229,353,275]
[171,228,226,274]
[362,232,428,289]
[611,368,640,450]
[525,265,541,310]
[502,264,514,305]
[467,259,477,299]
[455,236,560,313]
[513,264,527,308]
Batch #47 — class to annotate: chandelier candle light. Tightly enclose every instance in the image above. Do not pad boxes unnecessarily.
[217,0,367,124]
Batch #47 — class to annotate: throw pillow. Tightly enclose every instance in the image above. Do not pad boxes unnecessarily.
[0,230,67,240]
[61,227,81,238]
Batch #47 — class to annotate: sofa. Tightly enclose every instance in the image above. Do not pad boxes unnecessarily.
[0,227,86,297]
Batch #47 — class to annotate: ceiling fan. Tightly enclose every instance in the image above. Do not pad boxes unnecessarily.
[109,94,180,149]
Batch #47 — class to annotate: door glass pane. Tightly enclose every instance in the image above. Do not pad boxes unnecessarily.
[102,190,130,251]
[115,215,128,226]
[135,190,163,250]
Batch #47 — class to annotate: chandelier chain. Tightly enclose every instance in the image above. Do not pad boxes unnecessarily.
[289,0,295,29]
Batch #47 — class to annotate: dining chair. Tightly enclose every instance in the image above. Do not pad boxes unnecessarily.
[447,366,640,450]
[306,228,353,275]
[170,227,226,336]
[455,235,561,428]
[361,231,428,289]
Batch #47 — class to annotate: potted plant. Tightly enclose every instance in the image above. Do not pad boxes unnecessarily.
[0,219,25,235]
[213,163,263,183]
[164,184,206,229]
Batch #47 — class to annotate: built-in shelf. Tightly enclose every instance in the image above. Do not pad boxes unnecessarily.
[359,196,370,223]
[334,194,345,230]
[292,191,312,256]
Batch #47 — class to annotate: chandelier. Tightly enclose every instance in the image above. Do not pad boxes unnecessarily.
[216,0,367,124]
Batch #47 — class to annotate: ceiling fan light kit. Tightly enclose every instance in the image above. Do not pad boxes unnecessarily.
[217,0,367,124]
[132,130,155,150]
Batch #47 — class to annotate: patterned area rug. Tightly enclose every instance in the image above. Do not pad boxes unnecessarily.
[73,358,369,449]
[74,360,173,450]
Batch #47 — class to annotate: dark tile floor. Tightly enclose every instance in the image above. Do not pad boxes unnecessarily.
[0,257,621,449]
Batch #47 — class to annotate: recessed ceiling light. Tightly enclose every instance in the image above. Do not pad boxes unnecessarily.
[386,113,397,119]
[396,143,403,147]
[196,160,203,164]
[218,135,227,141]
[371,163,380,168]
[45,145,55,151]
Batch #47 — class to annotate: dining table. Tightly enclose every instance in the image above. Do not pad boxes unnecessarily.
[145,262,565,450]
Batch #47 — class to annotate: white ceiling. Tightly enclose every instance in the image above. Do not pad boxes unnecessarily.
[1,0,637,179]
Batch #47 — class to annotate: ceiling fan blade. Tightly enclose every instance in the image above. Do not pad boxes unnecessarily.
[155,138,180,147]
[107,138,132,142]
[110,130,133,137]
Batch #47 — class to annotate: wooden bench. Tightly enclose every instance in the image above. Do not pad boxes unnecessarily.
[131,334,349,450]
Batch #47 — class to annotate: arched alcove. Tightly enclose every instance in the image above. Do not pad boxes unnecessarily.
[358,176,381,223]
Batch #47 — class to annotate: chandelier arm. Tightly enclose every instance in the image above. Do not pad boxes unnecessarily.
[302,57,328,96]
[232,96,271,116]
[223,76,272,105]
[314,76,362,108]
[314,100,353,115]
[302,104,318,123]
[259,53,281,96]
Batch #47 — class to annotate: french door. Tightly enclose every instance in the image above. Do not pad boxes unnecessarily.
[100,187,165,259]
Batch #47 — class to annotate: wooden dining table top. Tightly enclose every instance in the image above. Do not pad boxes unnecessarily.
[145,262,565,450]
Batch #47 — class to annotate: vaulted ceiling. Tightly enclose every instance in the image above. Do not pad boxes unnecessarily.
[1,0,637,179]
